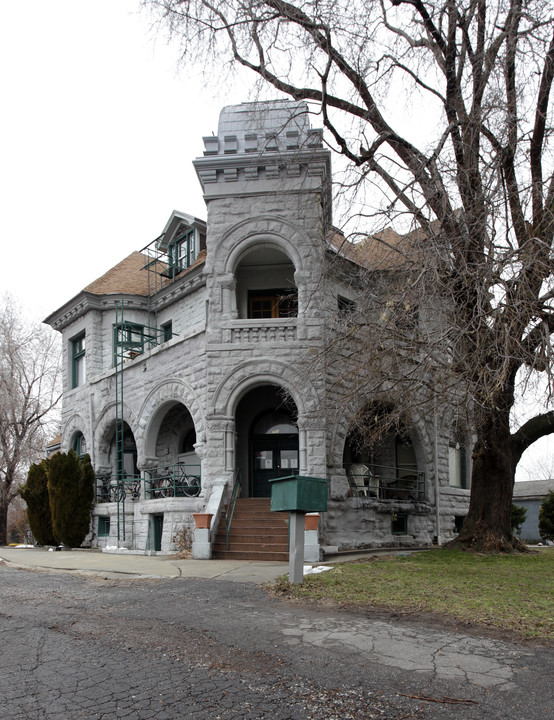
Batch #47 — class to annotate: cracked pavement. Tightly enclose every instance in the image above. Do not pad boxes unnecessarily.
[0,563,552,719]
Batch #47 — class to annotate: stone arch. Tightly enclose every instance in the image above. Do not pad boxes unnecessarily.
[61,414,89,455]
[329,398,428,473]
[139,379,206,458]
[218,215,311,277]
[211,358,319,419]
[94,402,139,469]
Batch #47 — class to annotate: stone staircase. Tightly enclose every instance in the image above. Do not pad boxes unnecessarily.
[212,498,289,561]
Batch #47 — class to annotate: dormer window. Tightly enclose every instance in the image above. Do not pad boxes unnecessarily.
[168,227,195,273]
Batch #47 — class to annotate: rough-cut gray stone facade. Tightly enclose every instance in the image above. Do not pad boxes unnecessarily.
[45,100,470,555]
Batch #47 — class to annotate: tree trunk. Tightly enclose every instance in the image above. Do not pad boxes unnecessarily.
[0,495,8,546]
[447,403,524,553]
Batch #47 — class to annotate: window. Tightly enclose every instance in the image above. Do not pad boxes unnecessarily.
[114,322,144,363]
[98,516,110,537]
[72,432,87,457]
[248,289,298,319]
[338,295,356,318]
[71,333,86,388]
[169,228,195,272]
[449,427,468,488]
[391,513,408,535]
[161,321,173,342]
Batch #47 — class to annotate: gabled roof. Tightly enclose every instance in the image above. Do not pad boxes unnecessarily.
[157,210,206,252]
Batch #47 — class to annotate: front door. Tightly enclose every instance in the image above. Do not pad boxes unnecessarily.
[251,433,299,497]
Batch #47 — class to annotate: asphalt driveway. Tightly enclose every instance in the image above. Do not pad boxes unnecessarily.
[0,557,552,719]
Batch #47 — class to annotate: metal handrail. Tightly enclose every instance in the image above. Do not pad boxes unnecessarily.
[225,470,241,550]
[344,463,426,501]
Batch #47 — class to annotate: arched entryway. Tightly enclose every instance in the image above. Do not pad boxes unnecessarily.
[235,385,299,497]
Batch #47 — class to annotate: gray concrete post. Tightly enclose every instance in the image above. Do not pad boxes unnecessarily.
[289,511,305,583]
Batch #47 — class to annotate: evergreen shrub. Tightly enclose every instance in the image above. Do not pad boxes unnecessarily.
[48,450,95,547]
[19,459,56,546]
[538,491,554,542]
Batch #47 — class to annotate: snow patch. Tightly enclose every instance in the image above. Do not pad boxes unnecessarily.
[102,545,131,553]
[303,565,333,575]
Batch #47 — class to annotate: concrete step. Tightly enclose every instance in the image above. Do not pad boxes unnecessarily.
[212,549,289,562]
[213,535,288,552]
[213,498,289,560]
[223,530,288,542]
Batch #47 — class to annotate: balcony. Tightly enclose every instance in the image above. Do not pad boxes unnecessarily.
[344,464,425,501]
[95,463,201,503]
[145,463,201,499]
[225,319,297,344]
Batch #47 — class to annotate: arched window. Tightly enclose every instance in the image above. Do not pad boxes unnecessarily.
[72,432,87,457]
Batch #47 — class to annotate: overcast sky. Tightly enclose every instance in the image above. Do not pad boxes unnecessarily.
[0,0,241,320]
[1,1,550,480]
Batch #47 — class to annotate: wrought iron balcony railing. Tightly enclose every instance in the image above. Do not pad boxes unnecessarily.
[344,463,425,501]
[95,463,202,503]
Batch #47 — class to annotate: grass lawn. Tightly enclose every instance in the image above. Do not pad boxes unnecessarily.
[272,548,554,641]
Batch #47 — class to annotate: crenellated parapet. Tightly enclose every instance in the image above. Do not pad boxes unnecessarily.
[193,100,331,207]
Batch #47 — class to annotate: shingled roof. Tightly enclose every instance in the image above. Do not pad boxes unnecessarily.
[83,250,206,297]
[327,221,438,271]
[83,252,152,296]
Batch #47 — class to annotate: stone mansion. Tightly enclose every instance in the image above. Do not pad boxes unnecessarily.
[45,101,470,557]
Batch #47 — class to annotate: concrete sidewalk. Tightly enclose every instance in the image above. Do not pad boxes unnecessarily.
[0,547,290,583]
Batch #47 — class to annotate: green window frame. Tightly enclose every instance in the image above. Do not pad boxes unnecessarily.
[161,320,173,342]
[98,516,110,537]
[113,322,145,364]
[169,228,195,272]
[72,432,87,457]
[71,333,86,388]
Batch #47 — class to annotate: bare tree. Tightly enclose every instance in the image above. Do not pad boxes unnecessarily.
[144,0,554,550]
[0,295,61,545]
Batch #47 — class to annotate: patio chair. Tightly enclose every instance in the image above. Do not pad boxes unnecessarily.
[348,464,369,496]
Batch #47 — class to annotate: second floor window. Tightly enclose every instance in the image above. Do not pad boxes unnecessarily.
[169,228,195,272]
[114,322,144,363]
[71,333,86,388]
[161,321,173,342]
[248,289,298,319]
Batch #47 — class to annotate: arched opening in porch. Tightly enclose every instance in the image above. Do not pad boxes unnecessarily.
[235,385,299,497]
[343,404,425,501]
[144,401,201,498]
